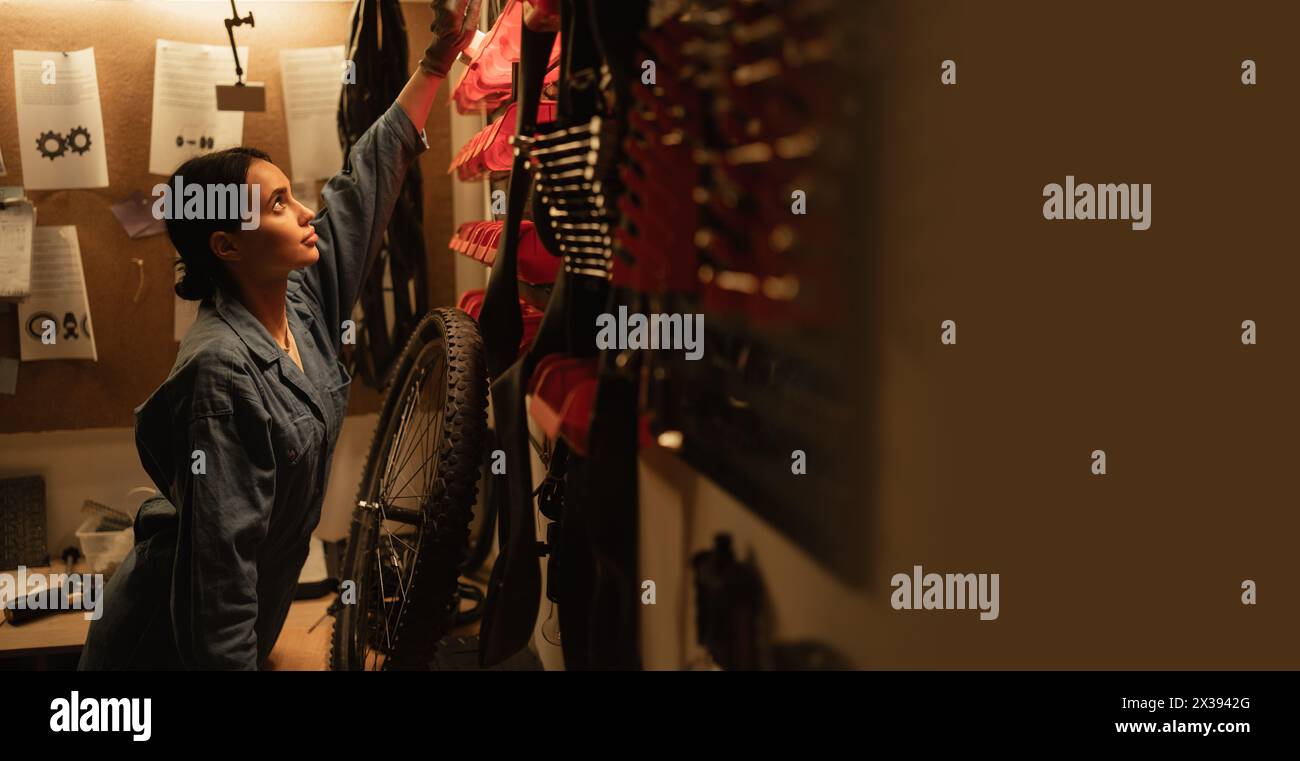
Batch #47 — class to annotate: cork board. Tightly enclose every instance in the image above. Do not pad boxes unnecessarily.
[0,1,456,433]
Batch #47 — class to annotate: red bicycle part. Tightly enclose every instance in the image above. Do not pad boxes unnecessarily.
[452,0,562,114]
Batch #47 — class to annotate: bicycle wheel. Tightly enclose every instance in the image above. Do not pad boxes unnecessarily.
[330,307,488,670]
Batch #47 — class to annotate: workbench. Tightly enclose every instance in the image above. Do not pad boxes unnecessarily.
[0,562,336,670]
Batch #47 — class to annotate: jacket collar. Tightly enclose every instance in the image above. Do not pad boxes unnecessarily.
[211,274,316,368]
[212,284,281,367]
[211,278,330,425]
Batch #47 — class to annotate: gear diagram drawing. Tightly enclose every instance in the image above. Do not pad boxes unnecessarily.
[66,125,92,155]
[36,130,67,160]
[35,127,93,160]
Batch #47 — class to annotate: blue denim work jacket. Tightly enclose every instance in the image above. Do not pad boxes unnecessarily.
[78,103,428,670]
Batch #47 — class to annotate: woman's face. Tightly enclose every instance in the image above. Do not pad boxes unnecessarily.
[214,158,319,283]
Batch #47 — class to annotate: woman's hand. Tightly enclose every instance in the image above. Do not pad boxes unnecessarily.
[418,0,483,78]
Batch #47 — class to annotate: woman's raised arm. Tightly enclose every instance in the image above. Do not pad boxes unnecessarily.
[294,1,480,353]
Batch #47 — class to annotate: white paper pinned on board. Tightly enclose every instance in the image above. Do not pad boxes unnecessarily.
[0,145,7,176]
[149,39,250,176]
[11,49,111,190]
[0,195,37,301]
[17,226,97,362]
[279,46,347,182]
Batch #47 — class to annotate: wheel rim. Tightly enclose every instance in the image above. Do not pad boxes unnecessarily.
[354,338,448,670]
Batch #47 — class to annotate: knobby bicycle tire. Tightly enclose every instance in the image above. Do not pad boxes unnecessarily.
[329,307,489,670]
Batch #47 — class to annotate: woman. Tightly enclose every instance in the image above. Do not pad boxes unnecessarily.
[79,1,480,670]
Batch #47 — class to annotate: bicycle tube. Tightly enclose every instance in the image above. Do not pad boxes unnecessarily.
[476,20,560,668]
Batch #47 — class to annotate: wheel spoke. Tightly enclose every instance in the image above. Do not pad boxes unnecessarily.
[380,391,414,494]
[387,448,437,504]
[382,384,422,497]
[378,503,409,634]
[386,493,435,502]
[382,524,417,555]
[338,313,476,671]
[372,544,393,650]
[383,366,433,487]
[384,352,445,494]
[382,355,446,516]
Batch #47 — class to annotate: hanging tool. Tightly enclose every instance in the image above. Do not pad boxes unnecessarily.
[216,0,266,111]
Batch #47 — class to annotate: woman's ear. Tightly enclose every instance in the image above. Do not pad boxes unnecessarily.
[210,230,242,264]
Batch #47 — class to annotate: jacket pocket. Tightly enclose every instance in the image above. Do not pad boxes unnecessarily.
[271,412,324,468]
[326,360,352,426]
